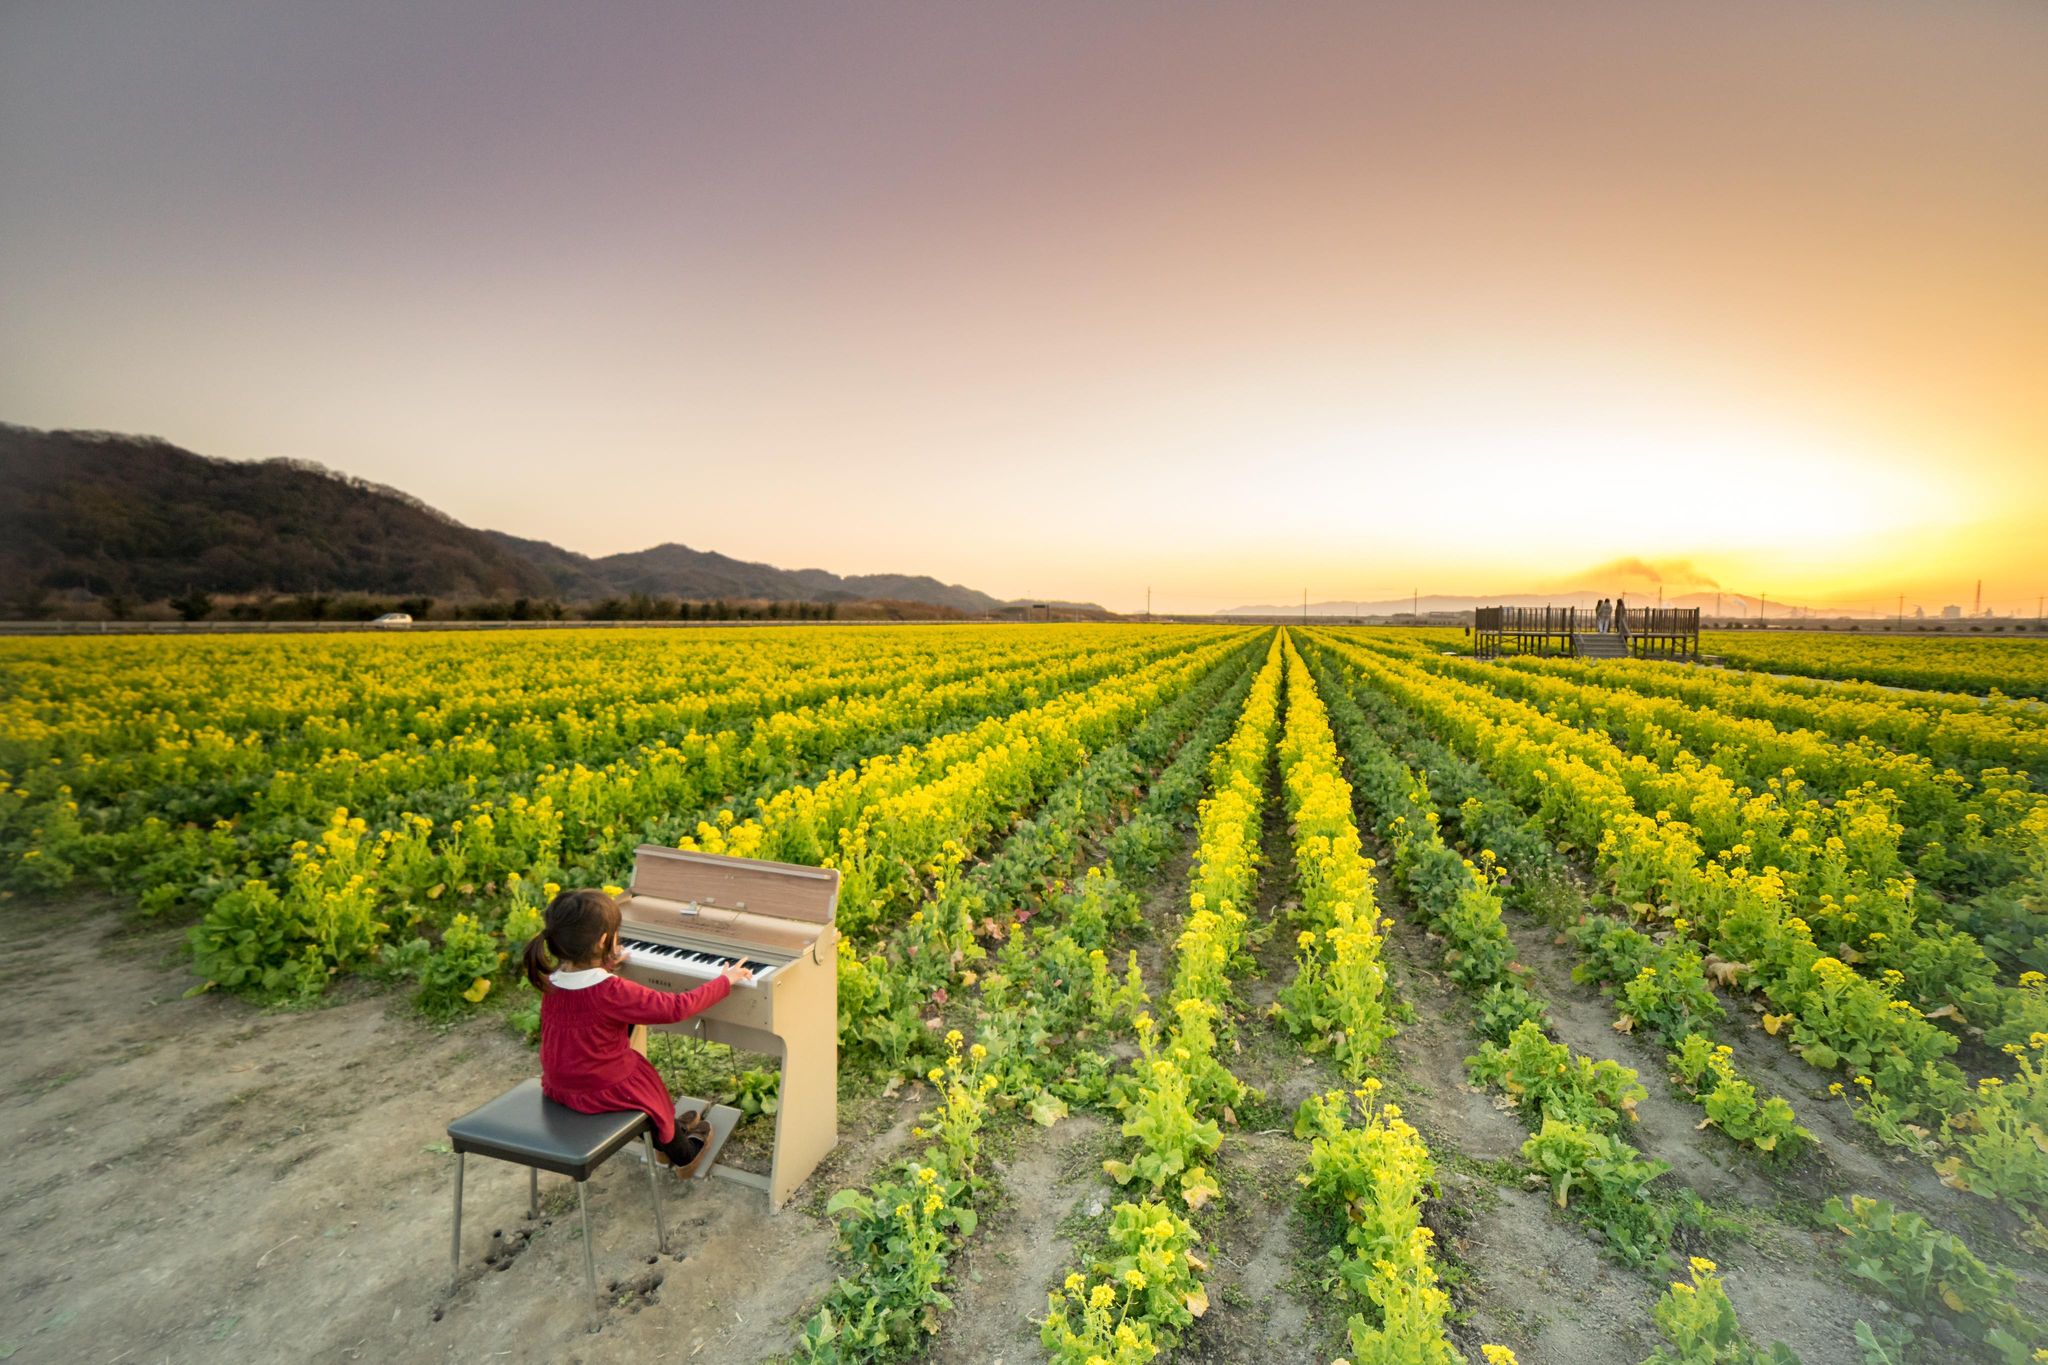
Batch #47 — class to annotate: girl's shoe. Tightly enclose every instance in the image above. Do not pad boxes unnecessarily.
[668,1110,715,1179]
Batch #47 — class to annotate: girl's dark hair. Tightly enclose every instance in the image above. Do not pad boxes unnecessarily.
[521,889,623,991]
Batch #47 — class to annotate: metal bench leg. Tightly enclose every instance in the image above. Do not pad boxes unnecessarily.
[449,1152,465,1292]
[642,1131,667,1254]
[528,1165,539,1220]
[577,1179,598,1309]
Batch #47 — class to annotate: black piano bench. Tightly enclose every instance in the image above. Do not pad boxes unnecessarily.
[446,1079,668,1307]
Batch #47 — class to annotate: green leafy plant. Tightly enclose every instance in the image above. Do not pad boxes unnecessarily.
[797,1033,995,1363]
[1668,1033,1811,1155]
[1520,1117,1673,1266]
[409,911,506,1016]
[1294,1084,1461,1365]
[1642,1256,1802,1364]
[1467,1020,1646,1133]
[1473,980,1551,1047]
[1823,1192,2048,1365]
[1103,1045,1222,1208]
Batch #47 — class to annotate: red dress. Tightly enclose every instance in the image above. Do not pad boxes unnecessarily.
[538,972,732,1143]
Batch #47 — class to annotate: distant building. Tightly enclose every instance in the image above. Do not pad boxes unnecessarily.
[1941,604,1962,620]
[1913,606,1925,619]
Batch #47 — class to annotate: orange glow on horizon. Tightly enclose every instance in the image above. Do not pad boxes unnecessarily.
[0,2,2043,616]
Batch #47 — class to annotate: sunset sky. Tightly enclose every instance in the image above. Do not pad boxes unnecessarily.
[3,1,2044,615]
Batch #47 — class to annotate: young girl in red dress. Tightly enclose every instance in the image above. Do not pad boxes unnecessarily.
[520,888,752,1173]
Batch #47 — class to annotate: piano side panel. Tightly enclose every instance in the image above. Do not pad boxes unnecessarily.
[767,924,839,1209]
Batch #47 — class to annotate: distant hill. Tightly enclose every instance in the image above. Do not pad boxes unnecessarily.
[0,425,559,603]
[490,533,1004,613]
[1222,590,1811,618]
[0,423,1084,617]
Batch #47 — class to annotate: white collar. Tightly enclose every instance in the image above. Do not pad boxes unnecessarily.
[551,967,611,991]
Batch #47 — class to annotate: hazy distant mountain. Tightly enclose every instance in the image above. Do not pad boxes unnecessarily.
[1222,590,1807,617]
[482,532,1005,612]
[0,423,1073,615]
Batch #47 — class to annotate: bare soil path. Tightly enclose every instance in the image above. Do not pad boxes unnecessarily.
[1368,861,1662,1365]
[1175,761,1334,1365]
[926,1113,1111,1365]
[0,897,918,1365]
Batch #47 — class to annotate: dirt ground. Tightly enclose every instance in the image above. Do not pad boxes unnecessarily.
[6,861,2039,1365]
[0,897,927,1365]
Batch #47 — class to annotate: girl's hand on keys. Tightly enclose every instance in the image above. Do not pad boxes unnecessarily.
[721,961,755,985]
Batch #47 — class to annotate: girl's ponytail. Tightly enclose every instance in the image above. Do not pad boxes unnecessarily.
[525,888,621,991]
[521,930,557,992]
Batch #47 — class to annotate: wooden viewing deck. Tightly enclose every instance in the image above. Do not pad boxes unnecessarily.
[1473,605,1700,662]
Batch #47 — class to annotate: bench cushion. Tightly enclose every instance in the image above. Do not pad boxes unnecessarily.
[448,1078,649,1180]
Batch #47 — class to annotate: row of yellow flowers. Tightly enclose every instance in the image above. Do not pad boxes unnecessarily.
[1301,638,1818,1359]
[796,643,1264,1362]
[1412,642,2048,975]
[1043,633,1287,1364]
[684,633,1252,940]
[1320,632,2048,1227]
[1268,636,1469,1364]
[1498,646,2048,773]
[1699,630,2048,701]
[1274,634,1394,1076]
[175,631,1240,999]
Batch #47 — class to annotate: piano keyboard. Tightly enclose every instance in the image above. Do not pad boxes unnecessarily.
[620,935,777,988]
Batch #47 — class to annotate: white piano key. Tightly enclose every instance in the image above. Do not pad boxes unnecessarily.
[619,937,777,987]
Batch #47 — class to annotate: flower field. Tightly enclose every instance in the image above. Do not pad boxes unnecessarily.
[4,622,2046,1364]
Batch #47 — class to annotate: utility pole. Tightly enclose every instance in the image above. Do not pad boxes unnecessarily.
[1146,586,1151,622]
[1302,588,1307,624]
[1976,579,1983,617]
[1715,591,1722,618]
[1412,587,1418,620]
[1897,594,1903,628]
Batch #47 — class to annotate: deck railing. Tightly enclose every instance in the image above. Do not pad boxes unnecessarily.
[1474,604,1699,660]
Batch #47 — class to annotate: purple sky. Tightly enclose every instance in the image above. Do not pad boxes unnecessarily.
[4,1,2045,612]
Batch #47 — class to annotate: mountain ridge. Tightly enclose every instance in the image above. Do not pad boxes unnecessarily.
[0,423,1089,616]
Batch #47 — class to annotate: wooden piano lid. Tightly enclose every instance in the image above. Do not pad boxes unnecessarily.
[627,845,839,925]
